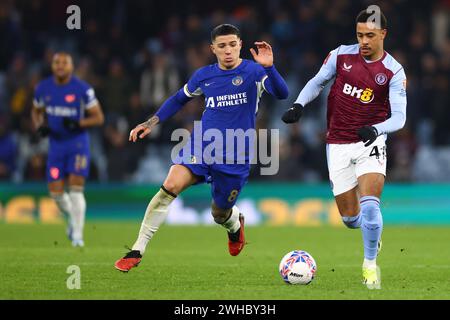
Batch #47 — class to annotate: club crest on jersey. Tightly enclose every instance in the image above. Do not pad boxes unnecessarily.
[65,94,76,103]
[375,73,387,85]
[232,76,243,86]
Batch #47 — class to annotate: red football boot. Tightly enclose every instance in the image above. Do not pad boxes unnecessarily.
[114,250,142,272]
[228,214,245,256]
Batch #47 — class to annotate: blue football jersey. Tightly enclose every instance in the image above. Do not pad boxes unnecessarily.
[33,76,98,141]
[181,59,269,172]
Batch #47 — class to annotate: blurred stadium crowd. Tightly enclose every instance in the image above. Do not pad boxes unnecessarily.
[0,0,449,183]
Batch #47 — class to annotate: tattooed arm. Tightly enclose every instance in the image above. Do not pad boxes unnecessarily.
[129,115,160,142]
[129,83,195,143]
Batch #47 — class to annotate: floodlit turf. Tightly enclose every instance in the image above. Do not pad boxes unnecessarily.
[0,222,449,300]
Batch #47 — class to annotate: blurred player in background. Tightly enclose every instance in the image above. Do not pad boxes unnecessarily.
[31,52,104,247]
[115,24,289,272]
[282,8,407,289]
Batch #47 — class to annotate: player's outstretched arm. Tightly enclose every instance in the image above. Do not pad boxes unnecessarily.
[250,41,289,99]
[129,87,193,142]
[282,66,338,123]
[282,48,339,124]
[282,74,331,124]
[129,115,159,142]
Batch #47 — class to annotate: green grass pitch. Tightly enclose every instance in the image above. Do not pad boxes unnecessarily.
[1,222,449,300]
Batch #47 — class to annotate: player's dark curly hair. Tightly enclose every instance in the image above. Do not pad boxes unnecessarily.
[211,24,241,42]
[356,8,387,29]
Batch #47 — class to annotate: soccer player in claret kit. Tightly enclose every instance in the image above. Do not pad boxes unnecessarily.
[115,24,289,272]
[31,52,104,247]
[282,9,407,289]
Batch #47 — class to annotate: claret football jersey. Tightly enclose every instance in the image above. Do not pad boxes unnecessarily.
[316,44,407,143]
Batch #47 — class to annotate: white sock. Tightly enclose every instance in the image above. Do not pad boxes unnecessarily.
[222,206,240,233]
[51,192,74,226]
[363,258,377,269]
[132,187,176,254]
[69,189,86,242]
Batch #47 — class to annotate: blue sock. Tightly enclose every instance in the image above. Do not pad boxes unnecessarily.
[360,196,383,260]
[342,214,362,229]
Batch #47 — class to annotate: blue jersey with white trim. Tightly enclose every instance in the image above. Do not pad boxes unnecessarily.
[185,59,267,132]
[33,76,98,141]
[181,59,268,171]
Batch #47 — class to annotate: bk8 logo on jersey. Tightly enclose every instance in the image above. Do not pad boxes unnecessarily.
[279,250,317,285]
[342,83,374,103]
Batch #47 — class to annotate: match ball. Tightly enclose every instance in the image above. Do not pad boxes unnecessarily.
[279,250,317,285]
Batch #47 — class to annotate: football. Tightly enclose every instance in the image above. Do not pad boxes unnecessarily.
[279,250,317,285]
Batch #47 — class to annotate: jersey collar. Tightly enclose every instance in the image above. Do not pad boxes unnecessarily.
[215,59,246,72]
[360,50,387,64]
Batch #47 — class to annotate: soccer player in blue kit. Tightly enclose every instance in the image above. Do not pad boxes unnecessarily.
[115,24,289,272]
[31,52,104,247]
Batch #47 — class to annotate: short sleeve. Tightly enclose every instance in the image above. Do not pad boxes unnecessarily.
[294,48,339,106]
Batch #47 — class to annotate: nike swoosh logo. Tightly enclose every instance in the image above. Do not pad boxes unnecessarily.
[205,82,214,86]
